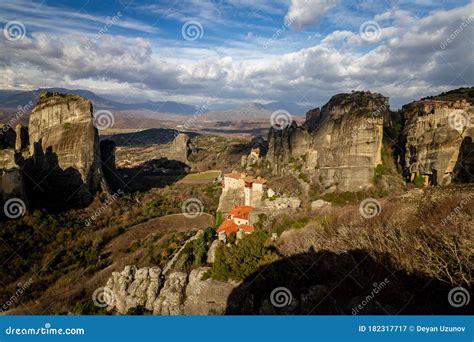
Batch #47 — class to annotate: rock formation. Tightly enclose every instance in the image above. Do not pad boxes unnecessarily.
[153,271,187,315]
[267,91,387,192]
[183,267,238,315]
[0,125,16,149]
[0,127,28,212]
[25,91,103,208]
[105,265,162,314]
[401,99,473,185]
[15,124,29,152]
[166,133,196,163]
[0,149,28,210]
[99,139,124,192]
[104,265,238,315]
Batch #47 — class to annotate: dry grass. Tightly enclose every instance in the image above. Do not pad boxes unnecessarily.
[277,187,474,286]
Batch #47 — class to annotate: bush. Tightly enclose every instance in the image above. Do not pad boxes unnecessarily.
[413,174,425,187]
[209,231,279,281]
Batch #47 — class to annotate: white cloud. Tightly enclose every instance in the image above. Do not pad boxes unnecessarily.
[0,3,472,109]
[285,0,338,30]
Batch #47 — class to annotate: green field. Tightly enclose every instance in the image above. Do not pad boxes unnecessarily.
[180,170,221,183]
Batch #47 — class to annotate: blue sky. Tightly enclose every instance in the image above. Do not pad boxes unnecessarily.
[0,0,473,109]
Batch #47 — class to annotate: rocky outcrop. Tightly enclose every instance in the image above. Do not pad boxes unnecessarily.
[0,125,16,149]
[153,271,187,315]
[104,265,238,315]
[217,187,245,213]
[267,91,387,192]
[0,149,28,211]
[0,141,28,214]
[25,91,102,208]
[105,265,162,314]
[166,133,196,163]
[310,199,331,211]
[401,99,473,185]
[183,267,239,315]
[99,139,124,192]
[15,124,28,151]
[206,240,221,264]
[248,196,301,225]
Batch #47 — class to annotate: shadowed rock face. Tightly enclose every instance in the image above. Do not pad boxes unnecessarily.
[0,127,28,212]
[267,91,387,192]
[401,99,474,185]
[167,133,196,163]
[26,91,102,208]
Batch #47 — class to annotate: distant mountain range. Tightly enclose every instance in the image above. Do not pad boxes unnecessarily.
[0,88,312,119]
[200,102,301,121]
[0,88,198,115]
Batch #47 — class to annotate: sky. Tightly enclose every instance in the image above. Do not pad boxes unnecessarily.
[0,0,473,109]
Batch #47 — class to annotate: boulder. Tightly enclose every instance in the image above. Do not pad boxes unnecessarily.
[153,271,187,315]
[311,199,331,211]
[206,240,221,264]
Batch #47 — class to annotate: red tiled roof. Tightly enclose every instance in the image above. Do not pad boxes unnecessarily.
[216,219,255,235]
[229,205,254,220]
[217,219,238,235]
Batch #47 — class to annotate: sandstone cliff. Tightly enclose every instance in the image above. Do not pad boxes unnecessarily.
[166,133,196,163]
[25,91,103,208]
[267,91,387,192]
[0,126,28,213]
[401,99,473,185]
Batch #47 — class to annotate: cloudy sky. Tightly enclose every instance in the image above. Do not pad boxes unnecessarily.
[0,0,473,109]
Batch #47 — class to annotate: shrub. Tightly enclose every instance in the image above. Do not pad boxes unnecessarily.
[413,174,425,187]
[209,231,279,281]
